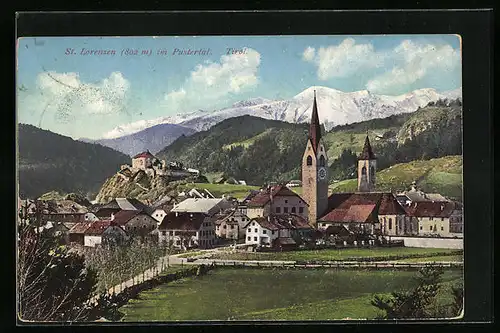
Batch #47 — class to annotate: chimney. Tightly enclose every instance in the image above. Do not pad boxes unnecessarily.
[440,204,444,211]
[410,181,417,192]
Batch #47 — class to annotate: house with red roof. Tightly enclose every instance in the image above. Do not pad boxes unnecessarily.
[246,185,308,221]
[132,150,156,170]
[158,212,215,249]
[68,221,94,245]
[318,192,411,236]
[83,220,112,247]
[405,201,463,237]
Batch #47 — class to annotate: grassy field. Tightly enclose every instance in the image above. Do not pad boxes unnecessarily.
[179,183,259,200]
[209,247,462,262]
[120,268,463,321]
[330,155,462,201]
[392,255,463,263]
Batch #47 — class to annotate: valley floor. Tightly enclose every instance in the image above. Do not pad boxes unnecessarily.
[119,268,463,321]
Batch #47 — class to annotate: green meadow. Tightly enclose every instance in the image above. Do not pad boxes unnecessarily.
[120,268,463,321]
[209,247,462,262]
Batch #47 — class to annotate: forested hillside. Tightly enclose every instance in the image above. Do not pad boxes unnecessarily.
[157,99,462,187]
[18,124,130,199]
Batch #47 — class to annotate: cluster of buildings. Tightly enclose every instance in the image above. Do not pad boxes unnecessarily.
[118,150,200,181]
[18,92,463,252]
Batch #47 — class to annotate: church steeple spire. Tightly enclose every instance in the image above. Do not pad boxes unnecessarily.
[359,135,376,160]
[309,90,322,154]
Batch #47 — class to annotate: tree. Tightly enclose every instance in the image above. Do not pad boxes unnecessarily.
[18,223,97,321]
[450,284,464,317]
[371,265,445,319]
[17,205,119,322]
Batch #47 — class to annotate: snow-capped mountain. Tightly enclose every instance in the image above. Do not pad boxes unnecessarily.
[100,86,462,140]
[440,87,462,101]
[81,123,196,157]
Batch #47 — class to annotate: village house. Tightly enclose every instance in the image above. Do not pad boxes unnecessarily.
[150,196,178,224]
[36,221,71,243]
[158,212,215,249]
[213,208,250,240]
[405,201,463,237]
[317,192,413,237]
[246,185,309,220]
[101,222,129,246]
[83,220,112,247]
[396,181,451,206]
[110,209,158,241]
[244,214,313,250]
[68,222,94,245]
[171,197,233,217]
[95,198,150,218]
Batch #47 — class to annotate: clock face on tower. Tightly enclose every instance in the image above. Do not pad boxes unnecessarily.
[318,167,326,180]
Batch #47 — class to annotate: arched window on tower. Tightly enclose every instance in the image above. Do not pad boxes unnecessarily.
[361,166,367,176]
[307,155,313,166]
[319,155,326,167]
[370,166,375,179]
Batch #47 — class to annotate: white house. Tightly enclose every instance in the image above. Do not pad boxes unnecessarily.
[405,201,463,237]
[243,215,305,248]
[83,220,112,247]
[214,208,250,240]
[158,212,216,249]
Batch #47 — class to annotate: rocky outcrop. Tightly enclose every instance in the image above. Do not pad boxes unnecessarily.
[397,105,462,147]
[94,170,188,204]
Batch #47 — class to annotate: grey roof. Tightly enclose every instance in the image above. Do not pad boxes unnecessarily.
[424,193,450,201]
[116,198,142,210]
[171,198,230,215]
[402,191,450,202]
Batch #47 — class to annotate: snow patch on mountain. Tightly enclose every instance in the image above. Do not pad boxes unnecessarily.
[101,86,462,139]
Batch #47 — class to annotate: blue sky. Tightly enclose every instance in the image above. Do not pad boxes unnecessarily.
[16,35,462,139]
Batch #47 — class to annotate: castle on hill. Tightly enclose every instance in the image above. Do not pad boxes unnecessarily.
[118,150,200,180]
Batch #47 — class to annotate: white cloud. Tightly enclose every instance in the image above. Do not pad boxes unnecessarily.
[303,38,383,80]
[303,38,460,94]
[163,48,261,110]
[33,71,130,120]
[165,88,187,104]
[302,46,316,61]
[366,40,461,93]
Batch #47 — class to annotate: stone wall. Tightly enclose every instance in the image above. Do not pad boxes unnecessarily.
[390,236,463,249]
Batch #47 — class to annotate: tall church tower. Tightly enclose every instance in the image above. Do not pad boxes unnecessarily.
[357,135,377,192]
[301,91,329,226]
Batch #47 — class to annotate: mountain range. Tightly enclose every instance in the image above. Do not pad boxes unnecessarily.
[89,86,462,156]
[157,100,462,191]
[80,123,197,157]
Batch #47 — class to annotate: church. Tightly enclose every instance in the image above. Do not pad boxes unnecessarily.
[301,92,416,236]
